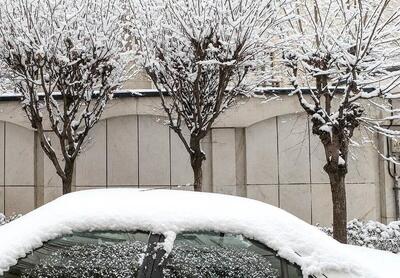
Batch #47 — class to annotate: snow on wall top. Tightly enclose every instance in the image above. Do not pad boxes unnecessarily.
[0,188,397,277]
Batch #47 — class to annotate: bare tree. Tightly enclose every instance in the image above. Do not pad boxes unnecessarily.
[131,0,286,191]
[282,0,400,243]
[0,0,131,194]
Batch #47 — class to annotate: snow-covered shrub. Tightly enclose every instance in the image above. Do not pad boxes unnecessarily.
[0,213,21,226]
[319,219,400,253]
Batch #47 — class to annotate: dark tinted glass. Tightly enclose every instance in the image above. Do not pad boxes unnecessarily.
[287,263,303,278]
[1,231,148,278]
[1,231,303,278]
[162,232,284,278]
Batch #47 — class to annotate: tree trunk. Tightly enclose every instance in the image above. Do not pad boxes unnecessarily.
[62,161,74,195]
[328,171,347,244]
[190,137,206,192]
[62,177,73,195]
[322,133,348,244]
[191,156,203,192]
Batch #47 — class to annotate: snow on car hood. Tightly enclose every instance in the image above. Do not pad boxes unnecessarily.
[0,188,398,277]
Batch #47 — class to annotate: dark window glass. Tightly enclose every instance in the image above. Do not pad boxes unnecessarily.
[162,232,290,278]
[287,262,303,278]
[2,231,148,278]
[1,231,303,278]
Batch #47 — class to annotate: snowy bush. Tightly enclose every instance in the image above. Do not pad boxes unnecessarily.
[0,213,21,226]
[319,219,400,253]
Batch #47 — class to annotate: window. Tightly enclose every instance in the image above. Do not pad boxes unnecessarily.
[161,232,302,278]
[2,231,149,278]
[1,231,303,278]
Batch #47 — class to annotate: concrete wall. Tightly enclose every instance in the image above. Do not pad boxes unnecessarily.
[0,95,392,228]
[0,122,36,216]
[245,114,380,225]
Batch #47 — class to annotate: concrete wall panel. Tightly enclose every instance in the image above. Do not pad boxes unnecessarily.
[280,184,312,222]
[0,187,3,213]
[5,123,34,186]
[235,129,247,197]
[246,118,278,185]
[44,187,63,204]
[0,123,4,186]
[311,184,333,226]
[212,129,236,190]
[5,187,34,215]
[216,96,304,128]
[310,135,329,184]
[311,183,379,226]
[378,137,397,223]
[347,183,378,221]
[76,121,107,186]
[214,185,237,196]
[75,186,106,192]
[247,184,279,207]
[170,127,193,186]
[278,114,310,184]
[43,132,63,188]
[107,116,139,186]
[138,116,170,186]
[346,130,378,184]
[347,147,377,184]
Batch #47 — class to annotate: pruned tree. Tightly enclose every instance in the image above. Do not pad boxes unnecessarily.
[131,0,286,191]
[0,0,131,194]
[282,0,400,243]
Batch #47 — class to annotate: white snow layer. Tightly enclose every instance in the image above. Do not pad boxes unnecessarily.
[0,189,398,277]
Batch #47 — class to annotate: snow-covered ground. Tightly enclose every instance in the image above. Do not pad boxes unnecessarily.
[0,189,399,277]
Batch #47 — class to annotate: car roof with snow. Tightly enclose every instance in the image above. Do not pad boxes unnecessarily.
[0,188,398,277]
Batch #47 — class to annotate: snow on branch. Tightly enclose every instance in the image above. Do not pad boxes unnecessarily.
[130,0,291,191]
[282,0,400,166]
[0,0,132,192]
[131,0,289,140]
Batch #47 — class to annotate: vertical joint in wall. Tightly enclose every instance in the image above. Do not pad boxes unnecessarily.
[34,131,44,208]
[202,131,213,193]
[235,128,247,198]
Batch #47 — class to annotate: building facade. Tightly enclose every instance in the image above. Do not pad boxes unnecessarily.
[0,76,396,227]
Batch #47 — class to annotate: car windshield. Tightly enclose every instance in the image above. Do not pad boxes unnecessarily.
[2,231,149,278]
[1,231,303,278]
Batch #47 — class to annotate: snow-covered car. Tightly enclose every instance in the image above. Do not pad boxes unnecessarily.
[0,189,398,278]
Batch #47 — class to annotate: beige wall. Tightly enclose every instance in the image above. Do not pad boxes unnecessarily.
[0,94,393,228]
